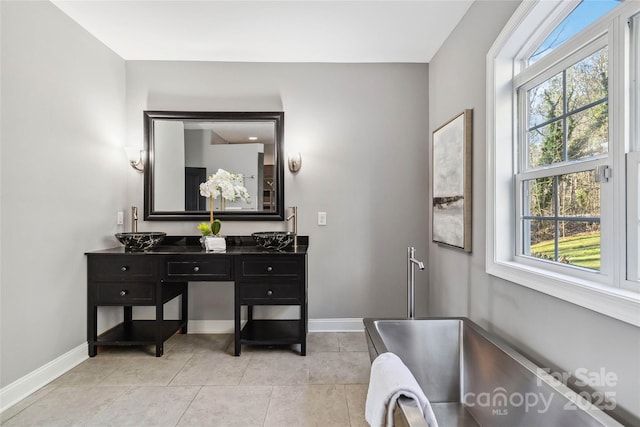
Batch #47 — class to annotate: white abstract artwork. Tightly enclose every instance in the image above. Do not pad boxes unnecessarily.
[432,110,472,252]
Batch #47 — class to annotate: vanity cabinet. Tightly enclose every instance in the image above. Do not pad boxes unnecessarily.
[87,254,188,357]
[235,254,307,356]
[86,237,308,357]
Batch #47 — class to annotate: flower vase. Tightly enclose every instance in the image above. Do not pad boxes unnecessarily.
[202,235,226,252]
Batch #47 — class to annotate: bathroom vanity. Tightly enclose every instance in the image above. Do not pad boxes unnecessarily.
[86,236,307,357]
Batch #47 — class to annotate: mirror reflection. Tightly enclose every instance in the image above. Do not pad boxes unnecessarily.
[144,111,284,221]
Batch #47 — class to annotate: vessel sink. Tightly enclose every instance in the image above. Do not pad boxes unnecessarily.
[251,231,295,250]
[115,232,167,251]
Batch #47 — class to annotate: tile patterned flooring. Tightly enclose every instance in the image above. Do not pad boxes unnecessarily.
[1,332,372,426]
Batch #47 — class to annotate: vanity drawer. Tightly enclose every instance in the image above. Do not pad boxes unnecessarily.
[88,256,155,282]
[94,282,155,304]
[238,257,302,280]
[165,256,233,280]
[239,282,301,304]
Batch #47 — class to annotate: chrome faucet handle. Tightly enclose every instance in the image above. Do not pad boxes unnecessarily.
[131,206,138,233]
[287,206,298,233]
[287,206,298,250]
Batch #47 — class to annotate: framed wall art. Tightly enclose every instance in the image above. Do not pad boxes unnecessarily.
[432,109,473,252]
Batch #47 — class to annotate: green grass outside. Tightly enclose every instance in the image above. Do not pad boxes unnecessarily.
[530,233,601,270]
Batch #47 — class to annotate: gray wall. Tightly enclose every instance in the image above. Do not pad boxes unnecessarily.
[6,2,634,423]
[154,120,185,211]
[126,61,430,321]
[184,142,262,211]
[1,1,126,387]
[427,1,640,424]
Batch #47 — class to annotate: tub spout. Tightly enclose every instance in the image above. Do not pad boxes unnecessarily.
[407,247,425,319]
[409,258,425,270]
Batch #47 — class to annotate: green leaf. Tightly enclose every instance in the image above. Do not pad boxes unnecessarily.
[212,219,222,236]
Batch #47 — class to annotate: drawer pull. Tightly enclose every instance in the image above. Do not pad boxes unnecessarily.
[193,266,200,272]
[266,266,273,272]
[266,289,273,296]
[119,290,128,296]
[120,266,128,272]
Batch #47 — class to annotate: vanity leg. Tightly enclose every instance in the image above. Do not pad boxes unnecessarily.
[155,282,164,357]
[124,305,133,323]
[299,321,307,356]
[88,305,97,357]
[181,283,188,334]
[300,292,307,356]
[234,283,241,356]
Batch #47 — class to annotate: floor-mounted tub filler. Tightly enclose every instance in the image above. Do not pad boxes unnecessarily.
[363,318,623,427]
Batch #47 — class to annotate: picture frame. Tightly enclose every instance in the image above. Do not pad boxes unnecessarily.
[432,109,473,252]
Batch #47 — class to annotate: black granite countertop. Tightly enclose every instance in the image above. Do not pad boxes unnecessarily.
[86,235,309,255]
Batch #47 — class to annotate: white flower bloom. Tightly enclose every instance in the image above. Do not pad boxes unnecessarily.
[199,168,251,204]
[199,182,210,198]
[219,181,233,200]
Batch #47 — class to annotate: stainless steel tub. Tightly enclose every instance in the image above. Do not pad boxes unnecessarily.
[364,318,623,427]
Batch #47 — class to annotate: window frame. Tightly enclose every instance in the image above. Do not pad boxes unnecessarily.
[515,36,611,282]
[628,152,640,283]
[486,0,640,327]
[627,12,640,285]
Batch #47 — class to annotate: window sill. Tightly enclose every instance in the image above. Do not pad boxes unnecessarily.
[487,259,640,327]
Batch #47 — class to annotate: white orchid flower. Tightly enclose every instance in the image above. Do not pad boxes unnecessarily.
[199,182,211,198]
[199,168,251,204]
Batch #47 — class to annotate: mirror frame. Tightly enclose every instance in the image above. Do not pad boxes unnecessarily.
[143,111,285,221]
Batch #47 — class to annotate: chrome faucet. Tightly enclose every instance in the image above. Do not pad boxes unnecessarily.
[407,247,425,319]
[286,206,298,249]
[131,206,138,233]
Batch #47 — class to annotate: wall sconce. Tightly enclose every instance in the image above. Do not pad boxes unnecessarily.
[125,147,144,172]
[288,152,302,173]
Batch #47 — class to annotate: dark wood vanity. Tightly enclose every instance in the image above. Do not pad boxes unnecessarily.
[86,236,307,357]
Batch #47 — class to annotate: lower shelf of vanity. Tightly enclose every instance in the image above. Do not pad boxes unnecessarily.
[96,320,186,346]
[239,319,304,345]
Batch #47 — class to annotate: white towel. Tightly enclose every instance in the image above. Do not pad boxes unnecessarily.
[365,352,439,427]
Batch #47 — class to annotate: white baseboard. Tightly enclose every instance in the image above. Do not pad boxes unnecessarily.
[187,318,364,333]
[0,342,88,414]
[309,318,364,332]
[0,318,364,414]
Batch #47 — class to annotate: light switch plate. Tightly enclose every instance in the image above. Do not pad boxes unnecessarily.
[318,212,327,226]
[117,211,124,225]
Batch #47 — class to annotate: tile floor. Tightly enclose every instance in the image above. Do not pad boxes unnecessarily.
[1,332,372,427]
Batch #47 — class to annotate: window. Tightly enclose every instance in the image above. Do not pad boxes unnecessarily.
[529,0,620,64]
[518,43,608,272]
[487,0,640,326]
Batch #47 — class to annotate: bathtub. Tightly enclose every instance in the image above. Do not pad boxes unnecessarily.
[363,318,623,427]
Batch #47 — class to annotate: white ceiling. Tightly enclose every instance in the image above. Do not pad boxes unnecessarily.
[51,0,474,63]
[184,121,276,144]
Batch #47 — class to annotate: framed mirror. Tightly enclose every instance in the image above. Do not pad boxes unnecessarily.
[143,111,284,221]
